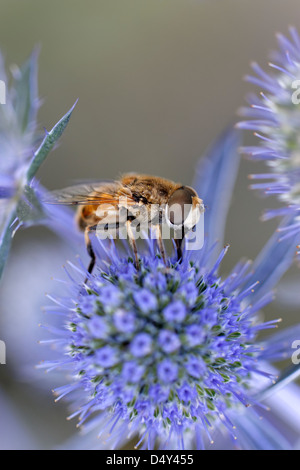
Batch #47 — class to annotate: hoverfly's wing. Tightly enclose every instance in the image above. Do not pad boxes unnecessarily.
[44,182,137,207]
[66,178,114,186]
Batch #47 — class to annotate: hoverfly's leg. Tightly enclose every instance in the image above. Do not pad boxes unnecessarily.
[175,226,185,262]
[154,224,167,265]
[175,238,183,262]
[84,226,96,277]
[126,219,140,270]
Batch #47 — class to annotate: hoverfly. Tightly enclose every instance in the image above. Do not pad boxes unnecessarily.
[47,174,204,274]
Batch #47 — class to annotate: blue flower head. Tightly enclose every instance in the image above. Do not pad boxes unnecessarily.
[237,27,300,253]
[41,130,299,450]
[0,49,79,281]
[43,239,293,450]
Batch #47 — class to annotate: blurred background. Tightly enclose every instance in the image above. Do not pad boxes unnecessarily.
[0,0,300,449]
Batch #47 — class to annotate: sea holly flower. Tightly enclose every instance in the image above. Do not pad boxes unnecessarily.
[237,27,300,253]
[40,130,300,450]
[0,50,79,281]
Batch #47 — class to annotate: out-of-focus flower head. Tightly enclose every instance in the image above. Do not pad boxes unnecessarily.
[40,130,300,450]
[0,49,78,280]
[237,27,300,254]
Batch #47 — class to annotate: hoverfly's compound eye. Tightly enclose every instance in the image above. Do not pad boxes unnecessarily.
[166,186,197,227]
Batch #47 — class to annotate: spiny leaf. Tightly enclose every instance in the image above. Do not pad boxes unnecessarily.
[26,99,78,182]
[192,128,241,267]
